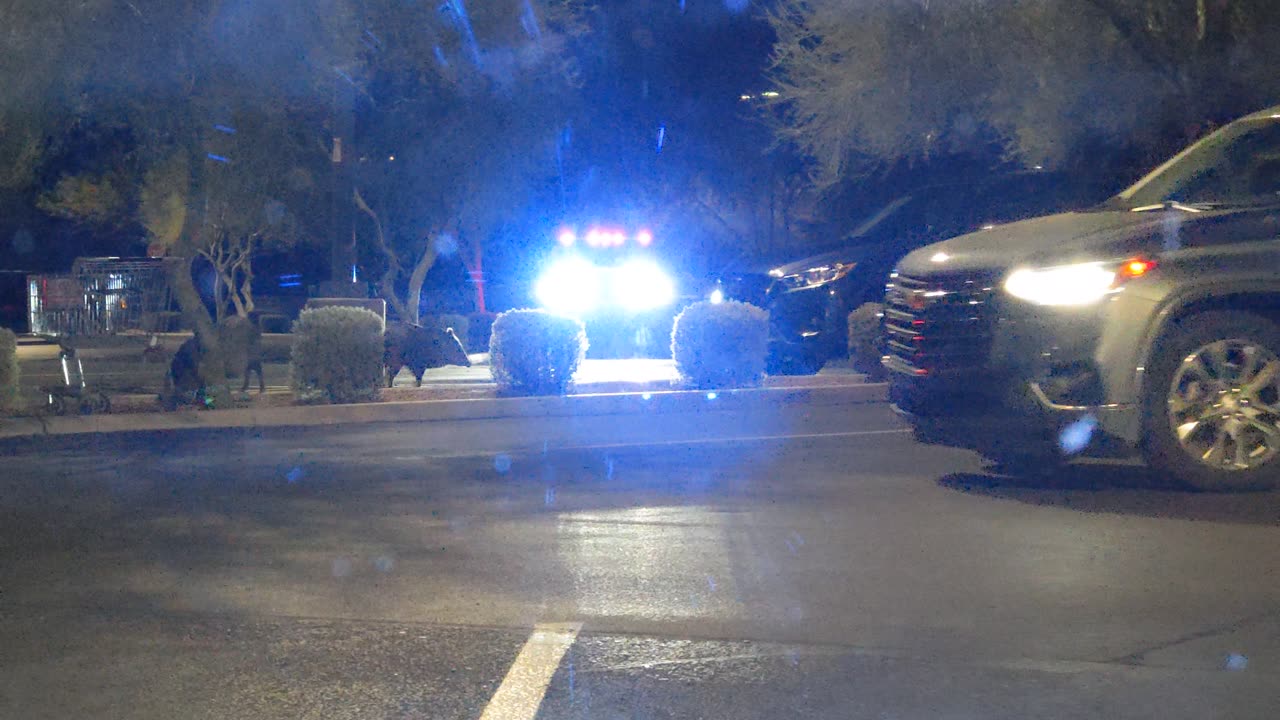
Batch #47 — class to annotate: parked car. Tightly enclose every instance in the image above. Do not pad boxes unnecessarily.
[884,105,1280,490]
[716,172,1104,373]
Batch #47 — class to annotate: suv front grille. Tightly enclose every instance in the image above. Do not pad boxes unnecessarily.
[882,271,1000,375]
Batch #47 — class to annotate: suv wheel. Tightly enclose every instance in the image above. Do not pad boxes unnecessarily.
[1143,311,1280,491]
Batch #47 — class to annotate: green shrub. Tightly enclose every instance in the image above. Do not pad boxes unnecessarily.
[672,300,769,388]
[490,309,587,396]
[290,306,385,404]
[420,314,471,352]
[847,302,887,378]
[0,327,18,412]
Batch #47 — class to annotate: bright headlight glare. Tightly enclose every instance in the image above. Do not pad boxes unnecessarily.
[536,256,601,314]
[613,259,675,312]
[780,262,854,289]
[1004,262,1118,306]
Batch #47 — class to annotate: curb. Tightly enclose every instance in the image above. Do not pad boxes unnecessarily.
[0,383,888,440]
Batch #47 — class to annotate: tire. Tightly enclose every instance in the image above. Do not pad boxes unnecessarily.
[1142,311,1280,491]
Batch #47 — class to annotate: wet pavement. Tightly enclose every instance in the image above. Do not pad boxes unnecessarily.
[3,401,1280,718]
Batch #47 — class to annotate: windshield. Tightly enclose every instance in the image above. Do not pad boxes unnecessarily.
[1118,115,1280,208]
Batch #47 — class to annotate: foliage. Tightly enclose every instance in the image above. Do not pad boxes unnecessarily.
[0,327,19,413]
[767,0,1280,187]
[139,155,190,251]
[672,300,769,388]
[352,0,588,320]
[847,303,886,379]
[490,309,586,396]
[37,174,128,226]
[290,307,385,404]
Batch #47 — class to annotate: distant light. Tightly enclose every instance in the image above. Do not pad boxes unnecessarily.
[636,230,653,247]
[982,224,995,230]
[761,90,780,98]
[536,256,601,314]
[351,264,358,283]
[613,258,675,311]
[641,392,652,401]
[207,153,230,164]
[557,229,576,247]
[739,94,754,101]
[930,252,951,263]
[585,229,603,247]
[388,155,396,161]
[706,392,718,400]
[1033,165,1043,170]
[709,288,725,304]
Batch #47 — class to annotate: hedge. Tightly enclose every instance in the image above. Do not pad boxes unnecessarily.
[847,302,887,379]
[490,309,587,396]
[672,300,769,388]
[0,327,18,412]
[290,306,385,404]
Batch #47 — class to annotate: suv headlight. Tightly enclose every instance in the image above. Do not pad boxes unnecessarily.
[776,262,855,290]
[1004,258,1155,306]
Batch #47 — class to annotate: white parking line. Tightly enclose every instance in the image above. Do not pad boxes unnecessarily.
[480,622,582,720]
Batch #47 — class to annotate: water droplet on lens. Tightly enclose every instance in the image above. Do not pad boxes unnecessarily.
[494,453,512,474]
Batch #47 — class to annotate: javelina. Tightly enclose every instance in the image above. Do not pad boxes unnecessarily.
[219,315,265,393]
[167,335,206,401]
[384,322,471,387]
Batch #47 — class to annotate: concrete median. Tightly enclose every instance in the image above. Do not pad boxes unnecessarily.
[0,382,888,439]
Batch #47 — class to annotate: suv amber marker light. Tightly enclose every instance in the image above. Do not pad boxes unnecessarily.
[1120,258,1155,279]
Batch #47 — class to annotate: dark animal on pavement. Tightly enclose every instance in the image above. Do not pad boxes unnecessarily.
[168,336,205,397]
[220,315,265,393]
[165,316,266,407]
[384,322,471,387]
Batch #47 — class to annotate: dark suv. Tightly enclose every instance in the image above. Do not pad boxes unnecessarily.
[718,173,1102,374]
[884,106,1280,490]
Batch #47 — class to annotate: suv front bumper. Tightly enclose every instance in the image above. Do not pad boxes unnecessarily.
[888,370,1139,459]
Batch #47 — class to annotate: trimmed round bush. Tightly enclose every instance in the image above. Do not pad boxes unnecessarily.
[490,309,587,396]
[672,300,769,388]
[290,306,385,404]
[0,327,19,413]
[847,302,887,379]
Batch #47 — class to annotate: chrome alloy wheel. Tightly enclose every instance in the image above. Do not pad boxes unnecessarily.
[1168,339,1280,471]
